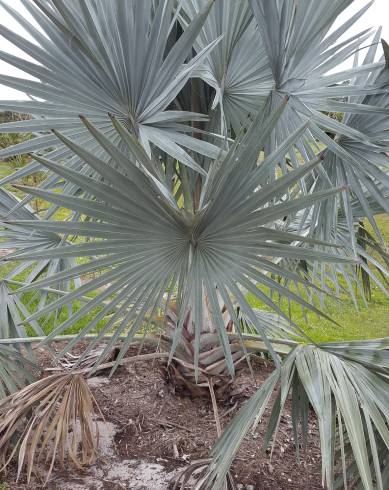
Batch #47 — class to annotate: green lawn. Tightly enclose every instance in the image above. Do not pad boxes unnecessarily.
[0,162,12,180]
[248,214,389,343]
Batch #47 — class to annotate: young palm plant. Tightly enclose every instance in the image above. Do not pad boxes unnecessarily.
[0,0,388,488]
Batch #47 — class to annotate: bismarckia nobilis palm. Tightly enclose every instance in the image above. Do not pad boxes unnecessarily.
[0,1,388,488]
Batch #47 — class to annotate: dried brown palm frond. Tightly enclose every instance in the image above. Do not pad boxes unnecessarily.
[0,372,100,485]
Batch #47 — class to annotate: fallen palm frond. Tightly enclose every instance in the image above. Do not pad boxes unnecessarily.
[0,372,100,484]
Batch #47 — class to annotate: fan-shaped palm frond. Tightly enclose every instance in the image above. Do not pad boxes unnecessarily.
[249,0,386,142]
[3,103,353,376]
[0,0,220,174]
[179,0,272,134]
[246,1,389,260]
[201,338,389,490]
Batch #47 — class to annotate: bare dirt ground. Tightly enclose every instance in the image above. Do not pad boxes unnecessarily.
[1,345,322,489]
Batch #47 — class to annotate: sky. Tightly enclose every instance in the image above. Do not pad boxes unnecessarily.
[0,0,389,100]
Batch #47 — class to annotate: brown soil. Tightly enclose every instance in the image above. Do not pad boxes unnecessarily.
[1,345,322,489]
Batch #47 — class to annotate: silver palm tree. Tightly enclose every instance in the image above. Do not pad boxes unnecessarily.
[0,1,388,488]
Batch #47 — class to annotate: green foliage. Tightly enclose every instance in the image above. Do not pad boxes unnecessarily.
[202,339,389,490]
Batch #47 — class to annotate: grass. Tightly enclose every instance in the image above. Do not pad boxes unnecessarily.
[248,286,389,344]
[299,214,389,342]
[248,214,389,343]
[0,163,12,180]
[0,160,72,220]
[1,257,109,337]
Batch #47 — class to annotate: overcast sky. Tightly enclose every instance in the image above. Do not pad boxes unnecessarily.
[0,0,389,100]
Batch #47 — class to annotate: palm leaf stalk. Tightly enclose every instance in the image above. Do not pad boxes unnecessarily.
[0,0,220,171]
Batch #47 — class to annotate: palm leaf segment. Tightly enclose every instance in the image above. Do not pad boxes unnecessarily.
[0,0,220,175]
[0,279,40,398]
[5,104,352,375]
[0,343,36,399]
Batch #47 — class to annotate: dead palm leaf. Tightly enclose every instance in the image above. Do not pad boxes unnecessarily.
[0,372,101,485]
